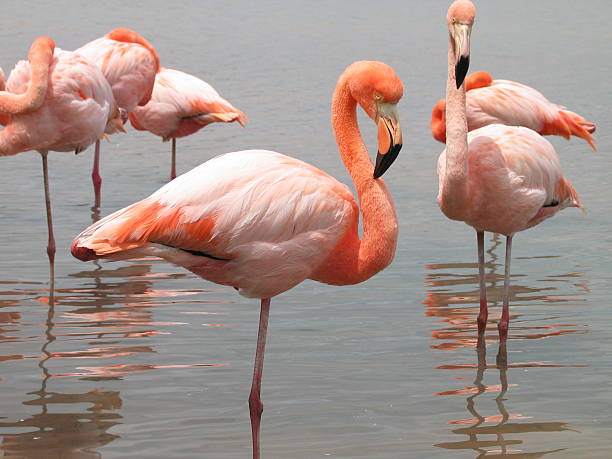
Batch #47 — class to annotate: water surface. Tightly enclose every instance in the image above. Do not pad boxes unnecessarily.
[1,1,611,457]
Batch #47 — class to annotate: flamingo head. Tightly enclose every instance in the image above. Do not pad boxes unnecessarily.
[447,0,476,88]
[345,61,404,179]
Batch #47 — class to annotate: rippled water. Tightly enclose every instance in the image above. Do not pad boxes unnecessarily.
[1,1,611,457]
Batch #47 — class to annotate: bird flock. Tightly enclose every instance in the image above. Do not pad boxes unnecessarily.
[0,1,596,458]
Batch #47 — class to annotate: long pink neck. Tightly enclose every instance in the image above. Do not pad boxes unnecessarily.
[440,35,469,219]
[0,36,54,115]
[312,73,398,285]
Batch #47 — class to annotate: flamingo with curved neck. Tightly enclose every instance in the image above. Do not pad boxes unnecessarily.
[0,36,122,284]
[71,60,404,459]
[438,0,582,343]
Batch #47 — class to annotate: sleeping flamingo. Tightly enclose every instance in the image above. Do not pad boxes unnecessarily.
[129,67,248,180]
[0,36,123,283]
[76,28,160,205]
[431,70,596,149]
[71,60,403,459]
[437,0,582,342]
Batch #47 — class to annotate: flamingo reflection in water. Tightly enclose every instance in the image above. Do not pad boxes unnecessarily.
[433,338,579,457]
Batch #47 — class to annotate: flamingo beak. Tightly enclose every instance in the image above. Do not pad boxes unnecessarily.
[453,23,472,88]
[374,102,402,179]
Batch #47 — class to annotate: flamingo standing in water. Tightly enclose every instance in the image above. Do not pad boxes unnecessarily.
[437,0,582,342]
[71,60,404,459]
[0,36,123,283]
[431,71,596,149]
[129,67,248,180]
[76,28,160,205]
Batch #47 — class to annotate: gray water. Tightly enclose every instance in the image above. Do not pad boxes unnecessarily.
[1,1,611,457]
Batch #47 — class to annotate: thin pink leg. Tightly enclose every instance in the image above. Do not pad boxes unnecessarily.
[476,230,488,335]
[249,298,270,459]
[170,138,177,180]
[40,151,55,285]
[498,235,513,342]
[92,139,102,207]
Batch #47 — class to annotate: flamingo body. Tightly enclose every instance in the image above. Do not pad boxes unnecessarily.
[437,124,581,236]
[76,28,159,112]
[431,71,596,149]
[129,67,247,141]
[72,149,358,298]
[0,47,121,156]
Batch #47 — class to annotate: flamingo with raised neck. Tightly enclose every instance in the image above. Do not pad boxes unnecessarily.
[71,60,404,459]
[438,0,582,344]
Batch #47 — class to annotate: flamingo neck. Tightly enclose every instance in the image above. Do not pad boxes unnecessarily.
[313,75,398,285]
[0,36,54,115]
[440,35,469,218]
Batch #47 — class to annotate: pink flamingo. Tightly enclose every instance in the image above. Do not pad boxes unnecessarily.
[71,60,403,459]
[0,36,124,283]
[437,0,582,342]
[76,28,160,205]
[431,70,596,149]
[129,67,248,180]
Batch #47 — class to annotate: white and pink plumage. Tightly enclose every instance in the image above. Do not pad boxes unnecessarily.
[129,67,248,180]
[0,36,123,282]
[431,70,596,150]
[76,28,160,205]
[72,60,404,459]
[437,0,582,344]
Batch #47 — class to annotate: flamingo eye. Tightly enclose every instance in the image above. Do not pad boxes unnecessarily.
[452,17,456,24]
[375,93,382,101]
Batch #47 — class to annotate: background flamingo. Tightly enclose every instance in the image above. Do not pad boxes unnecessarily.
[431,70,596,149]
[71,60,403,459]
[76,28,160,206]
[129,67,248,180]
[437,0,582,343]
[0,36,123,283]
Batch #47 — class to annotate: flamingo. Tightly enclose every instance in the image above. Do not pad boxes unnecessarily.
[71,60,403,459]
[437,0,582,342]
[129,67,248,180]
[431,70,597,149]
[76,28,160,206]
[0,36,124,283]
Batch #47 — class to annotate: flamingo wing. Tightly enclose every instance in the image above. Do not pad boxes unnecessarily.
[463,125,581,233]
[72,149,357,298]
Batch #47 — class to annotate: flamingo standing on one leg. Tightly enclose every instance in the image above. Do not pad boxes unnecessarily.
[71,60,404,459]
[129,67,248,180]
[76,28,160,206]
[431,70,596,149]
[437,0,582,342]
[0,36,124,283]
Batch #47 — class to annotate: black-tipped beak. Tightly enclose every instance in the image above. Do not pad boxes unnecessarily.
[455,55,470,88]
[374,142,402,179]
[452,22,472,88]
[373,103,403,179]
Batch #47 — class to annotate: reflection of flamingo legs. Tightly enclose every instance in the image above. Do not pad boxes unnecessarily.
[495,342,509,454]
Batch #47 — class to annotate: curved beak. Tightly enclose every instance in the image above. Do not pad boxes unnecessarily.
[374,102,403,179]
[453,23,472,88]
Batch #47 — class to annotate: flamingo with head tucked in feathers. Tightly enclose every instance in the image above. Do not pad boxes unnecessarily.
[437,0,583,343]
[71,60,404,459]
[431,70,596,149]
[76,28,160,205]
[129,67,248,180]
[0,36,123,283]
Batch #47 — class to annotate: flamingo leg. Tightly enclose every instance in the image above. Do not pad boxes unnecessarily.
[92,139,102,207]
[170,138,177,180]
[40,151,55,285]
[498,235,513,342]
[249,297,270,459]
[476,230,488,335]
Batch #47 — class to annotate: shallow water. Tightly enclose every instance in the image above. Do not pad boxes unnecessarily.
[1,0,611,457]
